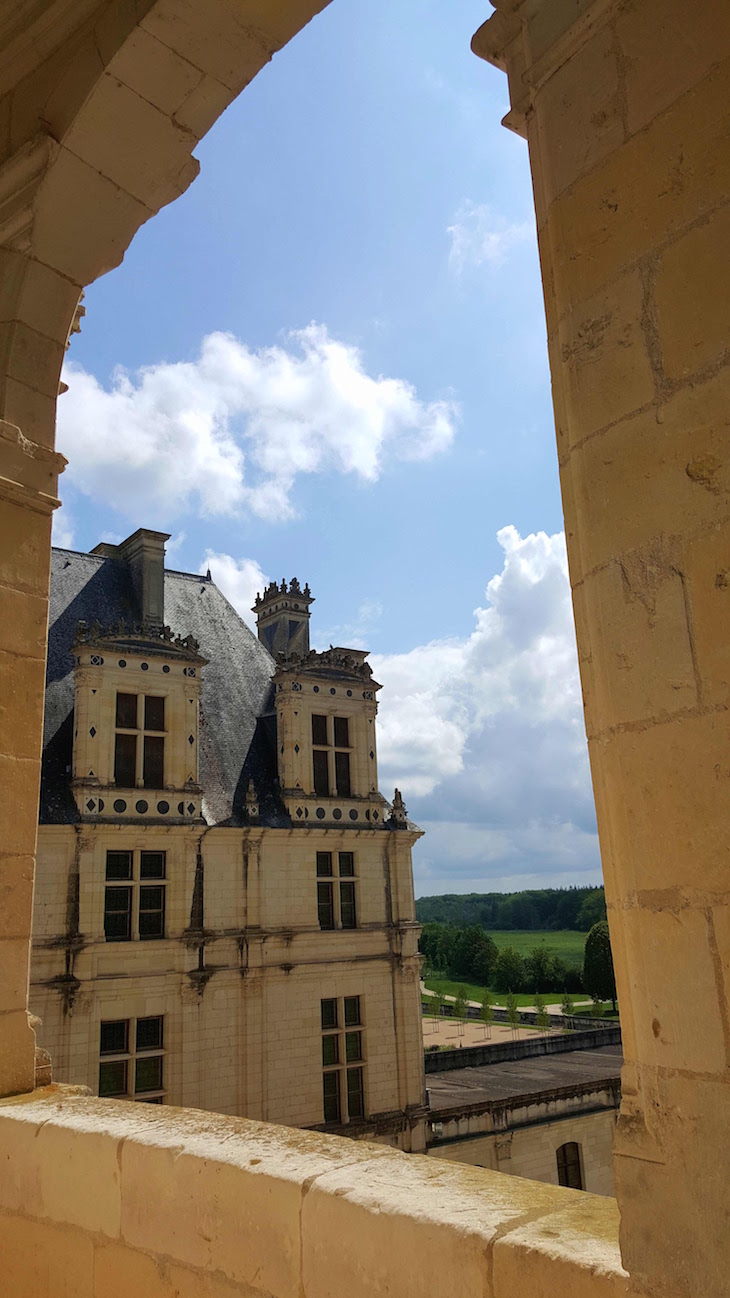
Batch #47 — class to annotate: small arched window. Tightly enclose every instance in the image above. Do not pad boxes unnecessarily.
[556,1141,583,1190]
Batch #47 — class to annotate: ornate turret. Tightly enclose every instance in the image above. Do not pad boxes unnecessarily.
[252,578,314,659]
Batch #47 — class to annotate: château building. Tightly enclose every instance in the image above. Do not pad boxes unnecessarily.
[30,528,427,1151]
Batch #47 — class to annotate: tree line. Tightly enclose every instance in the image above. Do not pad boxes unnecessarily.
[419,919,616,1001]
[416,885,606,932]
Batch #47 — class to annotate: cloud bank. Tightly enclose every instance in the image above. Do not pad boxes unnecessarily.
[58,325,457,524]
[370,526,600,893]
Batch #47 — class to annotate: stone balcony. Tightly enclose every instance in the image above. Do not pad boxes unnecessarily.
[0,1086,628,1298]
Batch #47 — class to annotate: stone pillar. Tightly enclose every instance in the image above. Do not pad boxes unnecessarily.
[474,2,730,1294]
[0,229,74,1093]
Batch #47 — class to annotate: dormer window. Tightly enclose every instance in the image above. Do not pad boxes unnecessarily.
[312,714,351,797]
[114,692,166,788]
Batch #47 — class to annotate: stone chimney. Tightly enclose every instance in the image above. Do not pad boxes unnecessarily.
[252,579,313,658]
[91,528,170,628]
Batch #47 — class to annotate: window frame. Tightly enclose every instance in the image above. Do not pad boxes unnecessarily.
[114,691,167,789]
[556,1141,584,1190]
[311,713,353,797]
[320,995,365,1126]
[98,1014,166,1103]
[104,849,167,942]
[316,852,358,931]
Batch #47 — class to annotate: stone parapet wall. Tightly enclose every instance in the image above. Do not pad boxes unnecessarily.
[425,1025,622,1072]
[0,1086,628,1298]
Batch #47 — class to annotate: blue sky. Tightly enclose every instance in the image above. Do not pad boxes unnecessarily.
[54,0,602,896]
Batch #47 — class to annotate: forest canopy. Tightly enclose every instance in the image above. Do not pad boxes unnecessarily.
[415,885,606,932]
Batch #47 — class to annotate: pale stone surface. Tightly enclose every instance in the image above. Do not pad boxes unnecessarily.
[493,1195,628,1298]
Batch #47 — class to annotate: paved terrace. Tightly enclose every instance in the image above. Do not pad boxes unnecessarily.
[428,1046,623,1116]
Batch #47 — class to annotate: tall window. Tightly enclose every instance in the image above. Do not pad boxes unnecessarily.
[316,852,357,930]
[104,850,166,941]
[98,1015,165,1102]
[556,1141,584,1189]
[312,714,351,797]
[114,692,165,788]
[321,995,365,1125]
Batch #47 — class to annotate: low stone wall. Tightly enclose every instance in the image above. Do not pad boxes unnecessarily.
[0,1086,628,1298]
[425,1025,622,1072]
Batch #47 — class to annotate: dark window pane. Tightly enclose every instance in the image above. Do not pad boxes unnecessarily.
[338,852,354,877]
[138,1095,164,1104]
[99,1059,128,1097]
[317,882,335,931]
[139,886,165,939]
[346,1067,364,1119]
[135,1055,163,1093]
[144,695,165,731]
[116,693,138,729]
[313,749,329,797]
[100,1020,128,1055]
[345,1031,362,1063]
[322,1035,339,1066]
[333,716,349,748]
[312,714,328,746]
[316,852,333,877]
[140,851,166,880]
[334,750,351,798]
[114,733,137,787]
[143,735,164,788]
[557,1142,583,1190]
[136,1016,163,1051]
[344,996,360,1027]
[104,887,132,941]
[323,1070,340,1123]
[340,882,357,930]
[321,998,338,1030]
[106,851,132,881]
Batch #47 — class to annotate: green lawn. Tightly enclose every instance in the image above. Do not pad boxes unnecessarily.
[486,929,585,967]
[423,976,567,1008]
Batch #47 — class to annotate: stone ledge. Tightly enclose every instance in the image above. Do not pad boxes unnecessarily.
[0,1087,628,1297]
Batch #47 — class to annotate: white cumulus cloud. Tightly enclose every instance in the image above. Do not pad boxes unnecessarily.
[199,551,268,630]
[447,202,534,272]
[57,325,457,525]
[371,526,600,893]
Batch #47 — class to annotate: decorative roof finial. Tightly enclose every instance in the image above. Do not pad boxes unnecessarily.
[245,778,259,822]
[391,788,407,826]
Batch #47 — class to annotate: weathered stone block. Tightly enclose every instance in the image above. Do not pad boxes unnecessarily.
[618,905,726,1076]
[107,27,202,117]
[302,1153,562,1298]
[493,1194,628,1298]
[0,1213,94,1298]
[655,205,730,381]
[558,270,655,447]
[578,558,696,737]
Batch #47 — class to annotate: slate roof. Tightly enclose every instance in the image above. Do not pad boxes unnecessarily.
[41,547,287,828]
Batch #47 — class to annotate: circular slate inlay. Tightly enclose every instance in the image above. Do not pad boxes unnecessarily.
[349,809,358,820]
[330,688,336,695]
[135,800,148,814]
[316,807,326,820]
[178,802,185,815]
[162,664,170,674]
[113,799,127,814]
[141,662,149,671]
[347,690,352,697]
[98,799,105,812]
[333,808,342,820]
[118,659,126,668]
[313,685,319,693]
[157,801,169,814]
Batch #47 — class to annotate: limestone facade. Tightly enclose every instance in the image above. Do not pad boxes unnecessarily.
[30,532,426,1150]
